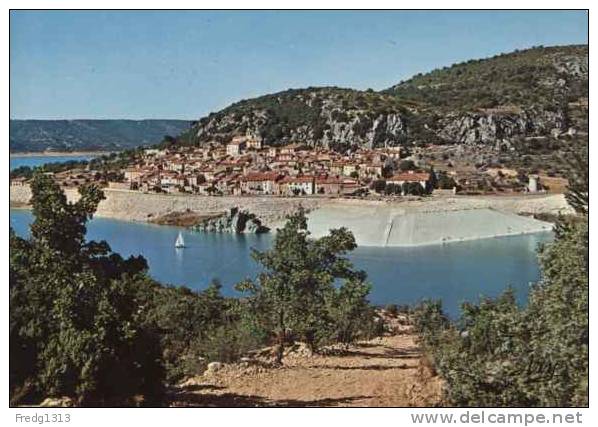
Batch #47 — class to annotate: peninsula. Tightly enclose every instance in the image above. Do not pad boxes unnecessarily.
[10,45,586,245]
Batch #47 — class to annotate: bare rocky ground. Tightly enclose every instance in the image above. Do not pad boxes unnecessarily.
[169,314,444,407]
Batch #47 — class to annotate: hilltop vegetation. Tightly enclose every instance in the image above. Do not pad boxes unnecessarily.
[10,46,588,154]
[9,119,191,153]
[386,45,588,112]
[182,87,415,149]
[184,45,587,149]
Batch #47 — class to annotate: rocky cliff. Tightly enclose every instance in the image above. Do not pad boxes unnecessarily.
[180,45,587,150]
[187,87,412,149]
[436,108,568,147]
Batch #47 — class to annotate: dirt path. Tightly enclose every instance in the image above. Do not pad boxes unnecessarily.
[170,332,443,407]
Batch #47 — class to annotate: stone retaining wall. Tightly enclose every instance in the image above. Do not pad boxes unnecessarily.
[10,185,321,227]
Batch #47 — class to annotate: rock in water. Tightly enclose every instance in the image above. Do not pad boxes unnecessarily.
[193,207,270,234]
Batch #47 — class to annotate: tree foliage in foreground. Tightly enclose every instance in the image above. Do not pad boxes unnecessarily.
[10,175,378,405]
[10,173,163,406]
[236,209,376,363]
[9,173,264,404]
[563,140,589,216]
[414,146,588,407]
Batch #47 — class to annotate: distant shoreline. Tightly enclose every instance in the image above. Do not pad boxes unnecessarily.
[10,151,114,158]
[10,185,571,246]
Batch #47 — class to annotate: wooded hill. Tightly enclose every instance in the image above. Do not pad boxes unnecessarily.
[9,119,191,153]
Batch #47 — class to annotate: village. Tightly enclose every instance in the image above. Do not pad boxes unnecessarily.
[11,133,567,199]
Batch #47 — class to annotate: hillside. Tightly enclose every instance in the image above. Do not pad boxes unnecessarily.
[11,46,588,154]
[184,45,587,149]
[183,87,420,149]
[385,45,588,147]
[385,45,588,112]
[9,119,191,153]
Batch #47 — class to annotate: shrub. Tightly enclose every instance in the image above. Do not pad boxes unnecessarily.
[414,146,588,406]
[398,160,416,171]
[384,304,399,317]
[236,209,372,362]
[10,174,164,406]
[371,180,387,193]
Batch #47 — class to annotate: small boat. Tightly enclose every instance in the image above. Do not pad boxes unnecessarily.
[175,231,186,248]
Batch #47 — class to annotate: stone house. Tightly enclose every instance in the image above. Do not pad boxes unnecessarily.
[279,175,315,196]
[342,163,358,177]
[387,171,431,192]
[280,143,304,155]
[315,175,342,195]
[330,162,345,175]
[240,172,282,195]
[124,167,144,183]
[246,136,263,150]
[10,177,27,186]
[226,136,247,157]
[361,163,383,178]
[160,172,186,191]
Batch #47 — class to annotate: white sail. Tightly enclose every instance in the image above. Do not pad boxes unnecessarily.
[175,231,185,248]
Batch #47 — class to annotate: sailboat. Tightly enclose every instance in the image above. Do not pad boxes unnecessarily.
[175,231,186,248]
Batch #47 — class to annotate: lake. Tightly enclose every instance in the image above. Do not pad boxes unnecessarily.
[10,208,552,317]
[10,154,98,171]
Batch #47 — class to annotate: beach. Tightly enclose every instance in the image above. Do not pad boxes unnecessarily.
[308,204,555,246]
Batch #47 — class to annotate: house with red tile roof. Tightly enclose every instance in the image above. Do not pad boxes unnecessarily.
[387,170,431,194]
[240,172,283,195]
[315,175,343,195]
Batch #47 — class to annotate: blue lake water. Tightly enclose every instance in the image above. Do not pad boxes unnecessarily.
[10,155,97,171]
[10,208,552,317]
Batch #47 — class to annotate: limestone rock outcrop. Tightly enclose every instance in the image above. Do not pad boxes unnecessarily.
[193,207,270,234]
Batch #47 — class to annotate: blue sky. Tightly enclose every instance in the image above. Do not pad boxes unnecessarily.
[10,10,588,120]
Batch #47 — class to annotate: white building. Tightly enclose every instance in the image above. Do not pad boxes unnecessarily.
[280,176,315,195]
[386,171,431,193]
[226,136,247,157]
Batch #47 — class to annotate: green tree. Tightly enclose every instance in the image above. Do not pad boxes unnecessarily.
[135,278,259,382]
[398,159,416,171]
[427,167,438,192]
[236,209,371,363]
[414,146,588,406]
[562,141,588,215]
[370,179,387,193]
[10,173,164,406]
[437,171,457,190]
[402,182,426,196]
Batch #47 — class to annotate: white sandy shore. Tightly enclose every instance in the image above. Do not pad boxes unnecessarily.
[307,206,553,247]
[11,185,569,247]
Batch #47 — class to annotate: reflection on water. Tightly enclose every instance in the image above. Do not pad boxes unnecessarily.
[10,209,552,317]
[174,246,185,267]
